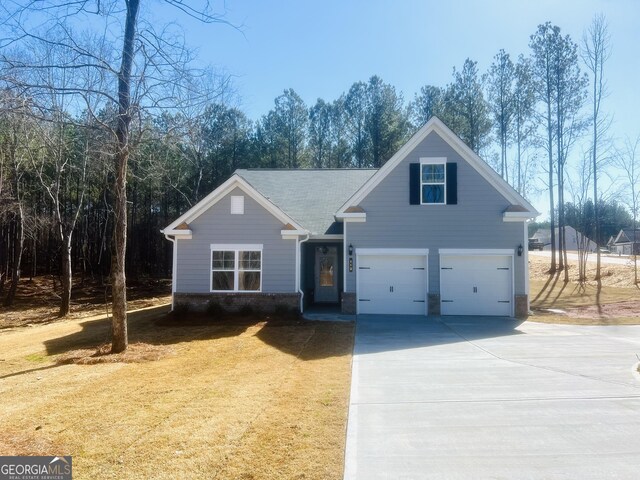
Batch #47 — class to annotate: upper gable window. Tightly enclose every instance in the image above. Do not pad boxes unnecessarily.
[230,195,244,215]
[420,159,446,205]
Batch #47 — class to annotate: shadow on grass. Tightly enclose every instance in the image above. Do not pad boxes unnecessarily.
[532,271,563,306]
[41,305,354,363]
[0,364,60,380]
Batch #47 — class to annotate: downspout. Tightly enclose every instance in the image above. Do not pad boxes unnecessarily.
[163,232,176,311]
[298,232,310,313]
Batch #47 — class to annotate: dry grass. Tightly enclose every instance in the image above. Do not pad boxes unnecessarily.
[528,254,638,288]
[529,255,640,325]
[0,306,354,480]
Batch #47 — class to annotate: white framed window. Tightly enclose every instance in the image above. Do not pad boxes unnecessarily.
[230,195,244,215]
[420,158,446,205]
[210,244,262,292]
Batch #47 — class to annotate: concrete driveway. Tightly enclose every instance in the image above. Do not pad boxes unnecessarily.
[344,315,640,480]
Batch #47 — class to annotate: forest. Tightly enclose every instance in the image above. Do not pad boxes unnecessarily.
[0,4,638,326]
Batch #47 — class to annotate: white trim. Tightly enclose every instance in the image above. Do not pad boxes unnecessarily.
[298,233,310,312]
[335,212,367,222]
[355,249,429,316]
[438,248,514,256]
[162,229,192,238]
[295,236,300,299]
[343,222,348,294]
[309,234,344,241]
[336,117,538,216]
[419,157,447,205]
[420,157,447,164]
[210,244,263,293]
[210,244,263,251]
[503,212,536,222]
[523,221,530,312]
[164,234,177,310]
[357,248,430,256]
[281,229,307,238]
[164,174,305,232]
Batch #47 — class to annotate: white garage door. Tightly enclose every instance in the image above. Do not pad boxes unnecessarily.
[357,254,427,315]
[440,254,513,316]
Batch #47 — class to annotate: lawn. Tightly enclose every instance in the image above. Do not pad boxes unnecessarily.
[0,306,354,479]
[529,255,640,325]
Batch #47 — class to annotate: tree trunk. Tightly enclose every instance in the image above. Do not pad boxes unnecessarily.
[4,207,23,307]
[110,0,140,354]
[593,94,601,285]
[59,231,72,316]
[546,98,556,273]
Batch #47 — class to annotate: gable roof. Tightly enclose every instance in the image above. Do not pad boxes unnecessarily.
[613,228,640,244]
[236,169,376,235]
[162,174,306,235]
[336,116,538,217]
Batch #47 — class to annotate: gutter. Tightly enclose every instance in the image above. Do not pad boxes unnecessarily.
[164,233,176,311]
[298,232,310,313]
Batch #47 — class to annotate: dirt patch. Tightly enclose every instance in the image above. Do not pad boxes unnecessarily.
[57,342,174,365]
[565,300,640,319]
[0,429,67,457]
[0,275,171,329]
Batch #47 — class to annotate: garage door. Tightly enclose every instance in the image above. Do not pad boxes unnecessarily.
[440,254,512,316]
[357,254,427,315]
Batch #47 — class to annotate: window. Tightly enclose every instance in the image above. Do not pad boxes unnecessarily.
[230,195,244,215]
[421,160,446,205]
[211,244,262,292]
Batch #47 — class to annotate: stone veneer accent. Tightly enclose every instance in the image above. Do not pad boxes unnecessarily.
[514,294,529,318]
[174,292,299,313]
[428,293,440,316]
[341,292,356,314]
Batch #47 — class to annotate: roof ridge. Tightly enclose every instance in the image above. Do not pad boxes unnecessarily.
[236,168,379,171]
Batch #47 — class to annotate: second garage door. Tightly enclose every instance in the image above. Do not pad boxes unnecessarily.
[357,254,427,315]
[440,254,513,316]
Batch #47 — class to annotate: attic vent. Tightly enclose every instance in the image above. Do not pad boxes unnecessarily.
[230,196,244,215]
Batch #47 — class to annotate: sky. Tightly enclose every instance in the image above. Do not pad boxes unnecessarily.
[150,0,640,218]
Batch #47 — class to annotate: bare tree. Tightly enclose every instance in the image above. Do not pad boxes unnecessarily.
[1,0,233,352]
[531,23,588,278]
[567,153,593,285]
[513,55,537,197]
[582,14,612,286]
[487,49,515,181]
[0,93,33,307]
[616,135,640,284]
[30,117,88,316]
[530,23,559,273]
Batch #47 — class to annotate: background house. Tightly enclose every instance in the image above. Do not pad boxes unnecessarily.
[612,228,640,255]
[531,227,597,253]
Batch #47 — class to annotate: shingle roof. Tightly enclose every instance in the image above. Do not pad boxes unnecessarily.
[235,169,377,235]
[615,228,640,244]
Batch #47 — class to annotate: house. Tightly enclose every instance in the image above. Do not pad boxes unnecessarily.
[606,236,616,252]
[162,117,538,318]
[531,226,597,253]
[612,228,640,255]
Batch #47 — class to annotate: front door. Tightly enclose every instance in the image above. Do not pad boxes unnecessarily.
[315,246,339,303]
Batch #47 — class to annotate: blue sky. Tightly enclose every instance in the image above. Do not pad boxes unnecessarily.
[151,0,639,217]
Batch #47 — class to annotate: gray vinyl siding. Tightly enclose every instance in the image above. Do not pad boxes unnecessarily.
[175,187,296,294]
[345,131,527,295]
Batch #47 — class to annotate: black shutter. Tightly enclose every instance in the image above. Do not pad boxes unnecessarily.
[446,162,457,205]
[409,163,420,205]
